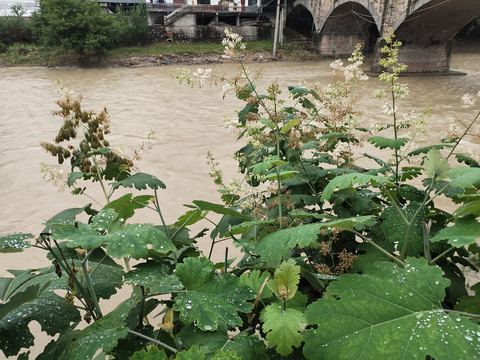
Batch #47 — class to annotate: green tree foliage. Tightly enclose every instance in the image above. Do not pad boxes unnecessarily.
[113,4,150,46]
[0,6,33,49]
[31,0,116,62]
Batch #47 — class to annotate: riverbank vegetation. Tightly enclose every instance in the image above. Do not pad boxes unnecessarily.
[0,0,312,67]
[1,29,480,359]
[1,0,479,67]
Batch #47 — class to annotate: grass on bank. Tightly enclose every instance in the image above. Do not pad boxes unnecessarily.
[0,39,316,67]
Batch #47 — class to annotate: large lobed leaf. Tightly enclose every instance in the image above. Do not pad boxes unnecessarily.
[254,218,376,264]
[321,173,393,202]
[36,290,142,360]
[303,258,480,360]
[124,261,183,294]
[173,258,255,331]
[260,303,307,356]
[51,210,176,259]
[254,224,324,264]
[0,233,33,253]
[431,216,480,247]
[0,267,81,357]
[178,325,268,360]
[111,172,166,191]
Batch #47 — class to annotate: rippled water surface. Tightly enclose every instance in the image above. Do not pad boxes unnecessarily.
[0,54,479,263]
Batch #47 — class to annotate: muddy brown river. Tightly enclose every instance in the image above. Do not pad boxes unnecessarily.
[1,53,479,358]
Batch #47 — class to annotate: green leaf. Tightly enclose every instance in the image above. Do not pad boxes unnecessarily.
[238,103,258,125]
[280,118,301,134]
[47,244,123,301]
[269,260,300,301]
[260,303,306,356]
[43,205,92,233]
[289,210,333,220]
[178,326,268,360]
[173,258,254,331]
[322,216,377,232]
[175,345,205,360]
[192,200,251,221]
[101,224,176,259]
[303,258,480,360]
[254,224,324,263]
[430,216,480,247]
[449,167,480,189]
[55,220,176,259]
[67,171,85,187]
[239,270,272,300]
[455,153,480,167]
[264,170,298,181]
[407,144,451,156]
[288,85,309,97]
[321,173,393,201]
[174,208,204,228]
[224,219,274,236]
[455,195,480,217]
[124,261,183,294]
[212,350,242,360]
[259,117,275,129]
[455,283,480,315]
[104,193,151,225]
[0,233,33,253]
[87,147,110,156]
[0,267,81,357]
[111,172,166,191]
[251,158,286,175]
[423,148,450,179]
[368,136,408,150]
[130,346,168,360]
[37,290,141,360]
[381,202,427,256]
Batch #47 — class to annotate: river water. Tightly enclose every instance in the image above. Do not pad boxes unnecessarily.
[1,54,480,274]
[0,54,479,358]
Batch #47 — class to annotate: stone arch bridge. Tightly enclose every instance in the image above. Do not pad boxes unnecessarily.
[286,0,480,72]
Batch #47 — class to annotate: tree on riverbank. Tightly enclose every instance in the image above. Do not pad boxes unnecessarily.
[30,0,149,63]
[32,0,116,62]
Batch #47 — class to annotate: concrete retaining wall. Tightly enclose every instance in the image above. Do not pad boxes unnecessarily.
[149,23,271,43]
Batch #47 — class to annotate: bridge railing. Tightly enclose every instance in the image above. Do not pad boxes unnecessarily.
[149,3,263,14]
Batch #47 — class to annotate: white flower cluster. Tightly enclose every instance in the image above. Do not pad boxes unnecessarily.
[192,68,212,87]
[40,162,66,191]
[222,28,246,56]
[462,91,480,107]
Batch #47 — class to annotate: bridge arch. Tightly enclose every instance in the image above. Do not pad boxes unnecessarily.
[376,0,480,72]
[286,3,316,38]
[312,0,380,55]
[392,0,480,42]
[317,0,381,33]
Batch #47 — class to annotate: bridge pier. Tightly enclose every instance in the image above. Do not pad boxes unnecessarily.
[302,0,480,74]
[371,38,455,73]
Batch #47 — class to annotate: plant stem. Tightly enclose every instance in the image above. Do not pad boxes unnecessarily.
[92,156,110,203]
[127,330,178,354]
[81,251,103,318]
[429,246,455,265]
[352,230,406,267]
[399,176,435,261]
[298,158,321,204]
[275,126,283,230]
[154,188,170,238]
[446,109,480,159]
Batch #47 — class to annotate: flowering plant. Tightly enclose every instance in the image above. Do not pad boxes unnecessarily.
[1,29,480,360]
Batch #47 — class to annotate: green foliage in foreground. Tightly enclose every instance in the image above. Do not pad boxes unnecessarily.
[1,29,480,359]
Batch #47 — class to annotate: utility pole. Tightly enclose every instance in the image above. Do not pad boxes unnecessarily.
[272,0,280,57]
